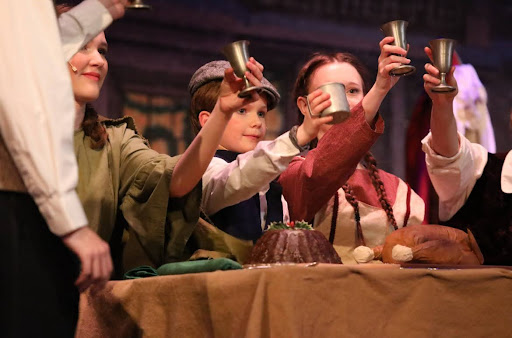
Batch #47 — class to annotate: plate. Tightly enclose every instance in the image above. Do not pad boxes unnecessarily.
[400,263,512,270]
[243,262,320,269]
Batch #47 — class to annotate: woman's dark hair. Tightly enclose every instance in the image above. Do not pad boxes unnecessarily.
[83,105,108,149]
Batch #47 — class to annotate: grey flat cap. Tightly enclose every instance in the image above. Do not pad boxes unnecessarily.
[188,60,280,110]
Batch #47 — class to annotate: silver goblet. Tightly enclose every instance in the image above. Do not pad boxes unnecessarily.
[380,20,416,76]
[222,40,261,98]
[429,38,457,93]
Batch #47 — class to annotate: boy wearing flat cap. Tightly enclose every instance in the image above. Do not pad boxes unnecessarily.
[189,58,331,242]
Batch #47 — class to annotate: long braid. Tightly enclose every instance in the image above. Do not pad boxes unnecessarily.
[363,153,398,230]
[341,184,365,246]
[330,153,398,246]
[329,191,340,244]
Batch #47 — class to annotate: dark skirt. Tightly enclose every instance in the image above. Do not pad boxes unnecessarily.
[0,191,80,338]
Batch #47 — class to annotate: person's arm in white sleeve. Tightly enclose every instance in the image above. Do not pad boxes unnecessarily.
[202,132,301,215]
[1,0,126,235]
[422,132,487,221]
[0,0,115,292]
[0,0,88,236]
[421,45,485,221]
[59,0,127,60]
[201,87,334,215]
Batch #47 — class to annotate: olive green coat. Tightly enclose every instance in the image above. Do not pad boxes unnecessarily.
[74,117,201,274]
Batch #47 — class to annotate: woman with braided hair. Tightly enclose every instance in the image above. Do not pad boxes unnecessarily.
[278,41,425,264]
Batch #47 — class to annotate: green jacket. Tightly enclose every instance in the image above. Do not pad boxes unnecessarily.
[74,116,201,275]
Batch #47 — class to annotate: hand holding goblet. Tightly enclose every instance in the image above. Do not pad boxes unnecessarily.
[222,40,262,98]
[306,82,350,125]
[380,20,416,76]
[429,38,457,93]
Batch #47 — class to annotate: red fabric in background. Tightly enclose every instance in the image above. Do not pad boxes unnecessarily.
[405,93,438,224]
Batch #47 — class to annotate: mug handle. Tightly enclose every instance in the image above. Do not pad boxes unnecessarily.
[305,95,321,118]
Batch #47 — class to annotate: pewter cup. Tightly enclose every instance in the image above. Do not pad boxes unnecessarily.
[307,82,350,125]
[380,20,415,76]
[429,38,457,93]
[222,40,260,98]
[126,0,151,9]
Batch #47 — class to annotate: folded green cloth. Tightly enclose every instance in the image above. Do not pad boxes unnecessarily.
[157,258,242,275]
[124,258,242,279]
[124,265,158,279]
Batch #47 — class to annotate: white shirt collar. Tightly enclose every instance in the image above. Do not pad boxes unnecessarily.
[501,150,512,193]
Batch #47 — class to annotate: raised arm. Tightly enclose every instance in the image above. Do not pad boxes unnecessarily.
[421,48,489,221]
[201,132,302,215]
[423,46,459,157]
[362,36,411,125]
[58,0,127,60]
[169,58,264,198]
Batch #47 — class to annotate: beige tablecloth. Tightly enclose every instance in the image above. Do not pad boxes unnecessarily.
[76,264,512,337]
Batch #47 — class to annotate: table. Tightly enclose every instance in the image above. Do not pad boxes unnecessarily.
[76,264,512,337]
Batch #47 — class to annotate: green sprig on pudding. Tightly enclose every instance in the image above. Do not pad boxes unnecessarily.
[266,220,313,230]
